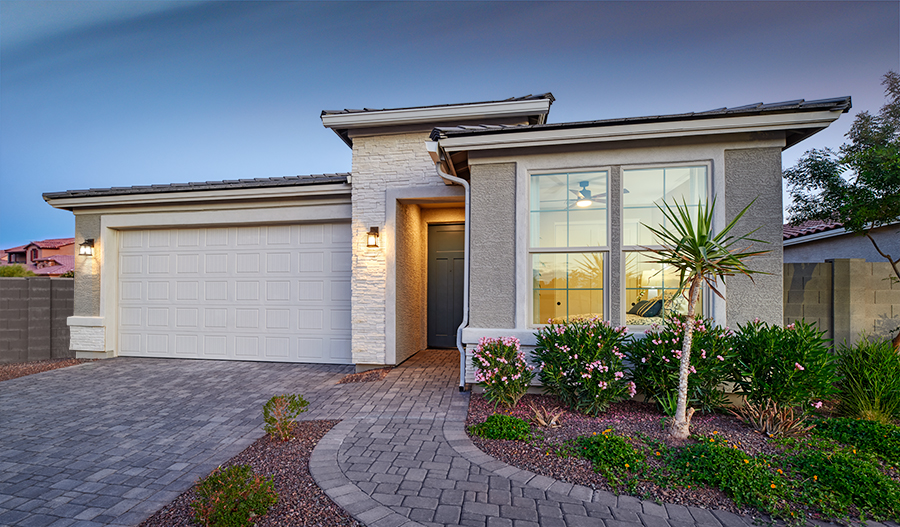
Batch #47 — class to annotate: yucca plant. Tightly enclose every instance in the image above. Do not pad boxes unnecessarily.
[642,197,769,440]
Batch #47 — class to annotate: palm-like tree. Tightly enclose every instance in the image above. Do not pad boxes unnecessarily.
[642,197,769,440]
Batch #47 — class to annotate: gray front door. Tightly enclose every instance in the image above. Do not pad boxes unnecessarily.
[427,224,465,348]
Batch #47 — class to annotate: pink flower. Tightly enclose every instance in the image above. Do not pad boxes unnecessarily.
[716,355,724,361]
[628,381,637,398]
[811,401,823,409]
[795,363,805,371]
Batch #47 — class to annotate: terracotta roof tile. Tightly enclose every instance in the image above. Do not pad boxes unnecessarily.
[783,220,844,240]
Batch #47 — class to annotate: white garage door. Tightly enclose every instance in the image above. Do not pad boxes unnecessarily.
[117,224,352,363]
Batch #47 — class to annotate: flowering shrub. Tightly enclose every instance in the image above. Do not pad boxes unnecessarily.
[472,337,534,408]
[533,319,633,416]
[625,315,736,414]
[730,320,837,408]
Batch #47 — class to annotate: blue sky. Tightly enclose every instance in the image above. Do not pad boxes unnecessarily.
[1,0,897,249]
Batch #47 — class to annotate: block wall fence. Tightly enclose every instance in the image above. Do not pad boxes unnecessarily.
[0,277,74,364]
[784,258,900,346]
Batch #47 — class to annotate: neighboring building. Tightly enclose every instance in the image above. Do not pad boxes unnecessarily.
[44,94,850,387]
[784,220,900,264]
[1,238,75,277]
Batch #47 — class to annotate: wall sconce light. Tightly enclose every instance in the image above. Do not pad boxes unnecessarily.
[366,227,379,248]
[79,239,95,256]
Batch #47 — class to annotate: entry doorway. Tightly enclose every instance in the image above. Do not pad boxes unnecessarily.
[427,224,465,348]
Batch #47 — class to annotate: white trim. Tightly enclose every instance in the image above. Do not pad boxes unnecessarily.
[783,227,847,245]
[45,183,351,210]
[321,99,551,130]
[439,111,842,151]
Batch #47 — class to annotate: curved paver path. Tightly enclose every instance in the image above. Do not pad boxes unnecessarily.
[312,350,786,527]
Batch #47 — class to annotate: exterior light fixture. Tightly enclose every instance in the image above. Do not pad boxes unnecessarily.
[366,227,379,248]
[79,239,95,256]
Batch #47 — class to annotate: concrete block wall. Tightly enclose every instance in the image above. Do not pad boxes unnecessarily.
[783,259,900,346]
[0,277,74,364]
[350,131,447,365]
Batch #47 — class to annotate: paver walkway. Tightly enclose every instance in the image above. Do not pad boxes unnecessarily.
[311,350,787,527]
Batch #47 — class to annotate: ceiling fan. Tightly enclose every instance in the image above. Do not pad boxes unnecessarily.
[569,181,627,208]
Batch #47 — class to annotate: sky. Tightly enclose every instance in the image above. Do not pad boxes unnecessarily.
[1,1,897,249]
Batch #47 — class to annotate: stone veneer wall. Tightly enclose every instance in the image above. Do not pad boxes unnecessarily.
[350,132,448,365]
[784,259,900,346]
[0,278,74,364]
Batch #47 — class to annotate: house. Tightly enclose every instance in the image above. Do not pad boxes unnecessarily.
[44,93,850,388]
[784,219,900,264]
[1,238,75,277]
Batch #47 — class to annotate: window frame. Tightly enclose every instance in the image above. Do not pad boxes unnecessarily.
[527,167,611,327]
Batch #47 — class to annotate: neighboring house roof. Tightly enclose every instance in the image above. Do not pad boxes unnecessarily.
[783,220,844,240]
[0,250,6,263]
[4,244,26,253]
[321,93,555,116]
[42,173,350,200]
[32,238,74,249]
[430,96,852,149]
[32,255,75,276]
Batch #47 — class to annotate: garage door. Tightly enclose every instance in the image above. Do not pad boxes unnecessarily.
[117,224,352,363]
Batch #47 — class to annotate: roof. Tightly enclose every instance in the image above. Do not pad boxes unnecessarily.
[4,245,26,253]
[32,238,74,249]
[321,93,555,116]
[43,173,349,200]
[0,255,74,276]
[430,96,852,141]
[783,220,844,240]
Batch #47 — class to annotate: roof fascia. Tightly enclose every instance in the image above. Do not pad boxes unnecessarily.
[783,227,848,245]
[45,183,351,211]
[321,99,552,131]
[437,110,843,152]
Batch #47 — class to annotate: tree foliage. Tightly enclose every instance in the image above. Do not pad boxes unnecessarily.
[0,265,36,277]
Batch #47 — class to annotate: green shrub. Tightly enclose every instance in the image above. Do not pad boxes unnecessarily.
[574,430,645,491]
[625,315,735,414]
[262,394,308,441]
[533,319,633,416]
[730,320,837,408]
[0,265,35,277]
[472,336,534,408]
[469,414,531,440]
[191,464,278,527]
[835,336,900,423]
[787,448,900,520]
[672,437,792,516]
[814,417,900,466]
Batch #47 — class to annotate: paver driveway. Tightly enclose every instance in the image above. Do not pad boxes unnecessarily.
[0,358,357,527]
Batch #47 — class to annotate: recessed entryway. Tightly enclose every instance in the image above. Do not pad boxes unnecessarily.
[427,223,465,348]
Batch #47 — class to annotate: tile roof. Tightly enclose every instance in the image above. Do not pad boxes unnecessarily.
[430,96,852,141]
[783,220,844,240]
[32,255,75,276]
[32,238,74,249]
[4,245,26,253]
[321,94,555,116]
[43,173,350,200]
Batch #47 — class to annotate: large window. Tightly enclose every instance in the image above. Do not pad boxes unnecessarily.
[530,171,608,324]
[622,165,708,325]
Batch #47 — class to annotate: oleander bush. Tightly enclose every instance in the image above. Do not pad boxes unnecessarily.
[191,464,278,527]
[469,414,532,441]
[472,336,534,408]
[262,394,309,441]
[534,318,634,416]
[835,336,900,423]
[625,315,736,415]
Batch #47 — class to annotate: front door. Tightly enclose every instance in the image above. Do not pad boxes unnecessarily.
[427,224,465,348]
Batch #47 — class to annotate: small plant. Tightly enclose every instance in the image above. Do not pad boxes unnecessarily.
[472,336,534,408]
[262,394,309,441]
[529,403,564,428]
[672,436,792,518]
[469,414,531,441]
[0,264,35,277]
[814,417,900,465]
[191,464,278,527]
[574,429,646,491]
[625,315,735,414]
[729,399,814,438]
[835,336,900,423]
[730,320,837,408]
[533,318,634,416]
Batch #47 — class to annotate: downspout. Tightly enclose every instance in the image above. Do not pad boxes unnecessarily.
[427,142,470,391]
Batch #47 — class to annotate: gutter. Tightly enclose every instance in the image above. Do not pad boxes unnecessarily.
[426,141,470,391]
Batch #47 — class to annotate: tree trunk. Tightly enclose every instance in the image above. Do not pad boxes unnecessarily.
[669,276,703,440]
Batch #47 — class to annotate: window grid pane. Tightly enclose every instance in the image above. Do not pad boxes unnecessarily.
[532,252,604,324]
[623,251,701,324]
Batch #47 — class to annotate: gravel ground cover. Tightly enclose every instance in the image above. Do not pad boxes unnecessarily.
[139,420,362,527]
[467,393,805,518]
[0,358,92,382]
[337,366,393,384]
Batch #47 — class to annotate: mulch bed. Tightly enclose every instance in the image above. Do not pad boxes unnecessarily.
[0,358,93,382]
[337,366,392,384]
[139,420,362,527]
[466,393,778,516]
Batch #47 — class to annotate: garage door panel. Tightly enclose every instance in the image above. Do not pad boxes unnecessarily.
[118,223,352,364]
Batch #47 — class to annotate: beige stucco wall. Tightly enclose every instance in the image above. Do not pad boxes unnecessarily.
[723,147,784,327]
[394,202,426,365]
[350,132,449,365]
[784,259,900,346]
